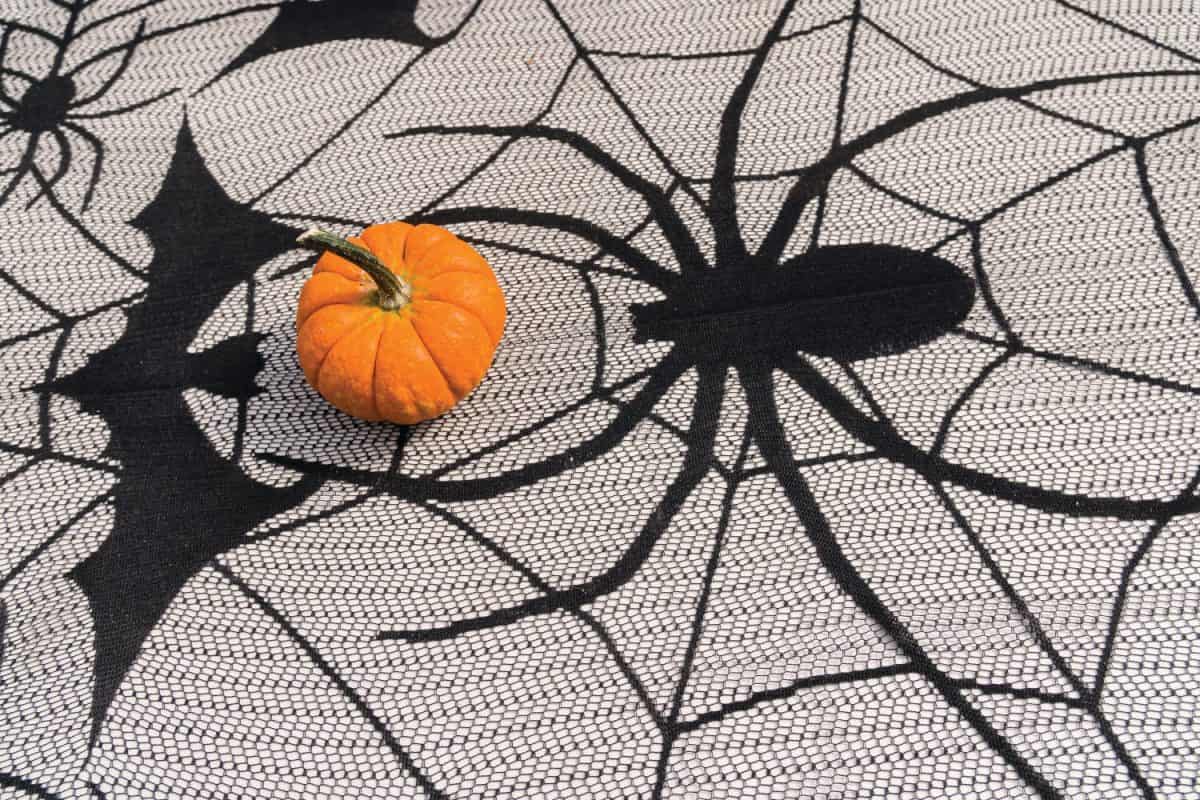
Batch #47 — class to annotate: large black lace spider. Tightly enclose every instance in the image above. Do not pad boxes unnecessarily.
[0,20,175,210]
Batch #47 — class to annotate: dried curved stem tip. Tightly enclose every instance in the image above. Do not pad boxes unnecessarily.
[296,227,412,310]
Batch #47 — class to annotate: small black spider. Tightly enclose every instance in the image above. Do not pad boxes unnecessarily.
[0,20,176,211]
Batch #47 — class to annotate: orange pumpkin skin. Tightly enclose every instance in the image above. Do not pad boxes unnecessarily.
[295,221,505,424]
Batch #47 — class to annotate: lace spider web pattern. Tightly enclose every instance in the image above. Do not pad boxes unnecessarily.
[1,0,1199,798]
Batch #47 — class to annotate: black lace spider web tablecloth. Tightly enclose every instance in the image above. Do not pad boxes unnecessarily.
[1,1,1199,798]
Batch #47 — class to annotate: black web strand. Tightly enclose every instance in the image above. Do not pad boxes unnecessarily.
[967,225,1020,344]
[394,123,707,273]
[0,20,60,46]
[931,347,1016,456]
[32,167,142,278]
[848,163,969,225]
[860,14,1127,140]
[411,55,580,217]
[830,1,862,151]
[50,0,82,75]
[267,355,687,501]
[68,87,178,120]
[930,112,1200,256]
[933,469,1162,798]
[676,663,920,734]
[740,363,1063,800]
[931,483,1089,698]
[0,457,37,491]
[0,265,67,321]
[0,773,65,800]
[0,489,113,595]
[0,132,39,207]
[414,500,668,731]
[0,440,119,476]
[460,234,653,285]
[654,413,746,798]
[420,205,678,291]
[247,48,431,208]
[24,129,71,210]
[951,328,1200,398]
[738,449,879,481]
[1051,0,1200,66]
[241,490,379,547]
[416,361,661,482]
[539,0,711,216]
[65,5,284,77]
[762,69,1200,266]
[951,680,1089,710]
[69,19,145,108]
[377,364,724,640]
[211,561,447,800]
[1094,467,1200,704]
[832,359,889,424]
[928,141,1131,255]
[580,270,606,391]
[708,0,799,266]
[588,14,851,61]
[776,354,1200,521]
[1134,143,1199,318]
[72,0,169,40]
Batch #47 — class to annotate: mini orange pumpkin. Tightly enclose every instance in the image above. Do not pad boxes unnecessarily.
[294,222,505,424]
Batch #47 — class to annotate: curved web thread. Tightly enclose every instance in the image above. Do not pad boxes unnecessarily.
[0,1,1198,798]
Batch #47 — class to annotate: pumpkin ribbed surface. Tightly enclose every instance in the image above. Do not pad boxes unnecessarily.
[296,221,506,424]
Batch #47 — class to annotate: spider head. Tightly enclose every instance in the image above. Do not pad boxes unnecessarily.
[12,75,76,133]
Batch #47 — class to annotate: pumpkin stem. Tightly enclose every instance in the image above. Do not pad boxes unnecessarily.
[296,228,413,311]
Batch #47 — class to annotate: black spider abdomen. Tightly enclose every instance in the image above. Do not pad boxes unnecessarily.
[633,244,976,363]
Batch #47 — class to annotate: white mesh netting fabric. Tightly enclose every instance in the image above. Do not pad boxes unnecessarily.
[1,1,1199,798]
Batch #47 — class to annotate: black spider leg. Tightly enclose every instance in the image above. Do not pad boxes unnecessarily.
[777,353,1200,521]
[759,68,1200,268]
[373,361,722,640]
[59,121,101,212]
[64,17,179,120]
[651,416,748,798]
[705,0,800,268]
[67,19,146,106]
[738,359,1064,800]
[24,128,70,208]
[0,131,39,206]
[0,24,35,108]
[389,125,708,273]
[213,560,448,800]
